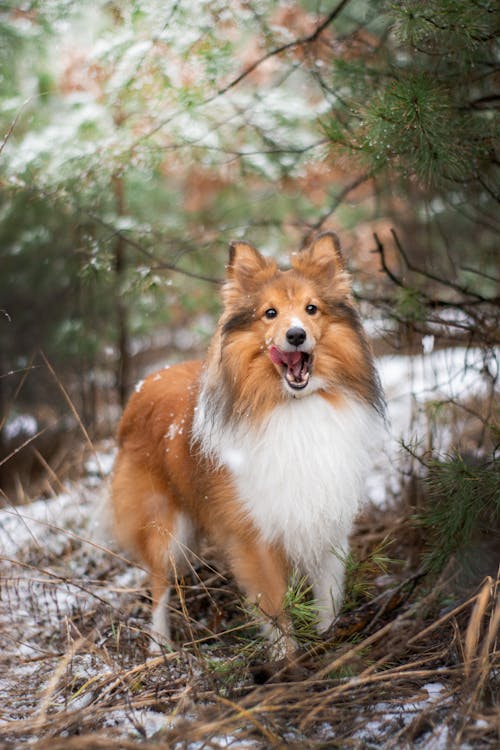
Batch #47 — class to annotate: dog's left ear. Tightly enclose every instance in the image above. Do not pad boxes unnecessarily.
[292,232,345,281]
[226,241,277,291]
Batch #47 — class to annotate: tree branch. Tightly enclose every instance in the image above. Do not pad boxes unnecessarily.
[87,212,221,285]
[216,0,353,97]
[370,232,500,344]
[390,228,498,303]
[303,171,373,245]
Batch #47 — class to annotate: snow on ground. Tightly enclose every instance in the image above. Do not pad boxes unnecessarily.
[366,346,497,507]
[0,455,152,739]
[378,345,496,441]
[352,682,449,746]
[0,348,496,746]
[1,490,91,559]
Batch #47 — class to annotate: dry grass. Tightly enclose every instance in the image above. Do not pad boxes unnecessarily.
[1,487,498,750]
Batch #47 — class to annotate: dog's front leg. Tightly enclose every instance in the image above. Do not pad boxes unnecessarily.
[226,535,295,659]
[311,540,349,634]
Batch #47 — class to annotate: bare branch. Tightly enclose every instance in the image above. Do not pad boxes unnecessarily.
[0,97,32,156]
[390,228,499,304]
[86,213,221,285]
[216,0,353,98]
[303,171,373,245]
[372,232,406,290]
[373,230,500,308]
[460,265,500,284]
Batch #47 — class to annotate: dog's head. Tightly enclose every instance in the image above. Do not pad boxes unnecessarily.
[206,233,383,419]
[221,233,362,397]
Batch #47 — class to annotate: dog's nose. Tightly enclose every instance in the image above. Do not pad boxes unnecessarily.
[286,326,307,347]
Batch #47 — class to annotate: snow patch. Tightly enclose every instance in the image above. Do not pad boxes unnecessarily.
[3,414,38,441]
[366,347,497,506]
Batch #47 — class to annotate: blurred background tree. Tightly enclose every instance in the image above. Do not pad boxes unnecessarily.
[1,0,498,504]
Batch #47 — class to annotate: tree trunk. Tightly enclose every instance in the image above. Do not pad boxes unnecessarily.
[112,174,130,408]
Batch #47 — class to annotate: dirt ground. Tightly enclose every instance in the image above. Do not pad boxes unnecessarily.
[1,469,498,750]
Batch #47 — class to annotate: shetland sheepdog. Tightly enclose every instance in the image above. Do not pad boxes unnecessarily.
[111,233,384,657]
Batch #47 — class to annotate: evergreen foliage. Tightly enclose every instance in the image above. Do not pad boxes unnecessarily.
[1,1,498,490]
[284,574,320,643]
[323,0,499,304]
[326,0,498,188]
[1,1,328,420]
[417,454,500,574]
[2,3,497,398]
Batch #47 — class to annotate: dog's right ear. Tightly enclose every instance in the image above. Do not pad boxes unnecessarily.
[292,232,345,281]
[226,241,277,291]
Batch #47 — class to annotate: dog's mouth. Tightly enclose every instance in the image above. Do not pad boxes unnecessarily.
[269,346,312,390]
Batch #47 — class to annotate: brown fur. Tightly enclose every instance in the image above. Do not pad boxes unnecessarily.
[111,233,382,655]
[112,360,291,643]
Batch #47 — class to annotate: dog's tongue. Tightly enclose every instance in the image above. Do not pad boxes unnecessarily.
[269,346,303,378]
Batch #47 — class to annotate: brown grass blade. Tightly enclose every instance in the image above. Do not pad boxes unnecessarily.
[464,577,493,677]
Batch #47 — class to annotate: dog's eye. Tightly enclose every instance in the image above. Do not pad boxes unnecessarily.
[305,304,318,315]
[264,308,278,319]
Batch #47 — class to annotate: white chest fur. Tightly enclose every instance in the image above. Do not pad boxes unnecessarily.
[196,393,382,572]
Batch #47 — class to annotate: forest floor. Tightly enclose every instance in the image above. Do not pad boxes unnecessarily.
[0,348,498,749]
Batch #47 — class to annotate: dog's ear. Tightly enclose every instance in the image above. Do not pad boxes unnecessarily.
[226,241,277,290]
[292,232,346,282]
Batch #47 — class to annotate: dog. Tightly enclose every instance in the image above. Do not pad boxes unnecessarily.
[111,232,385,657]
